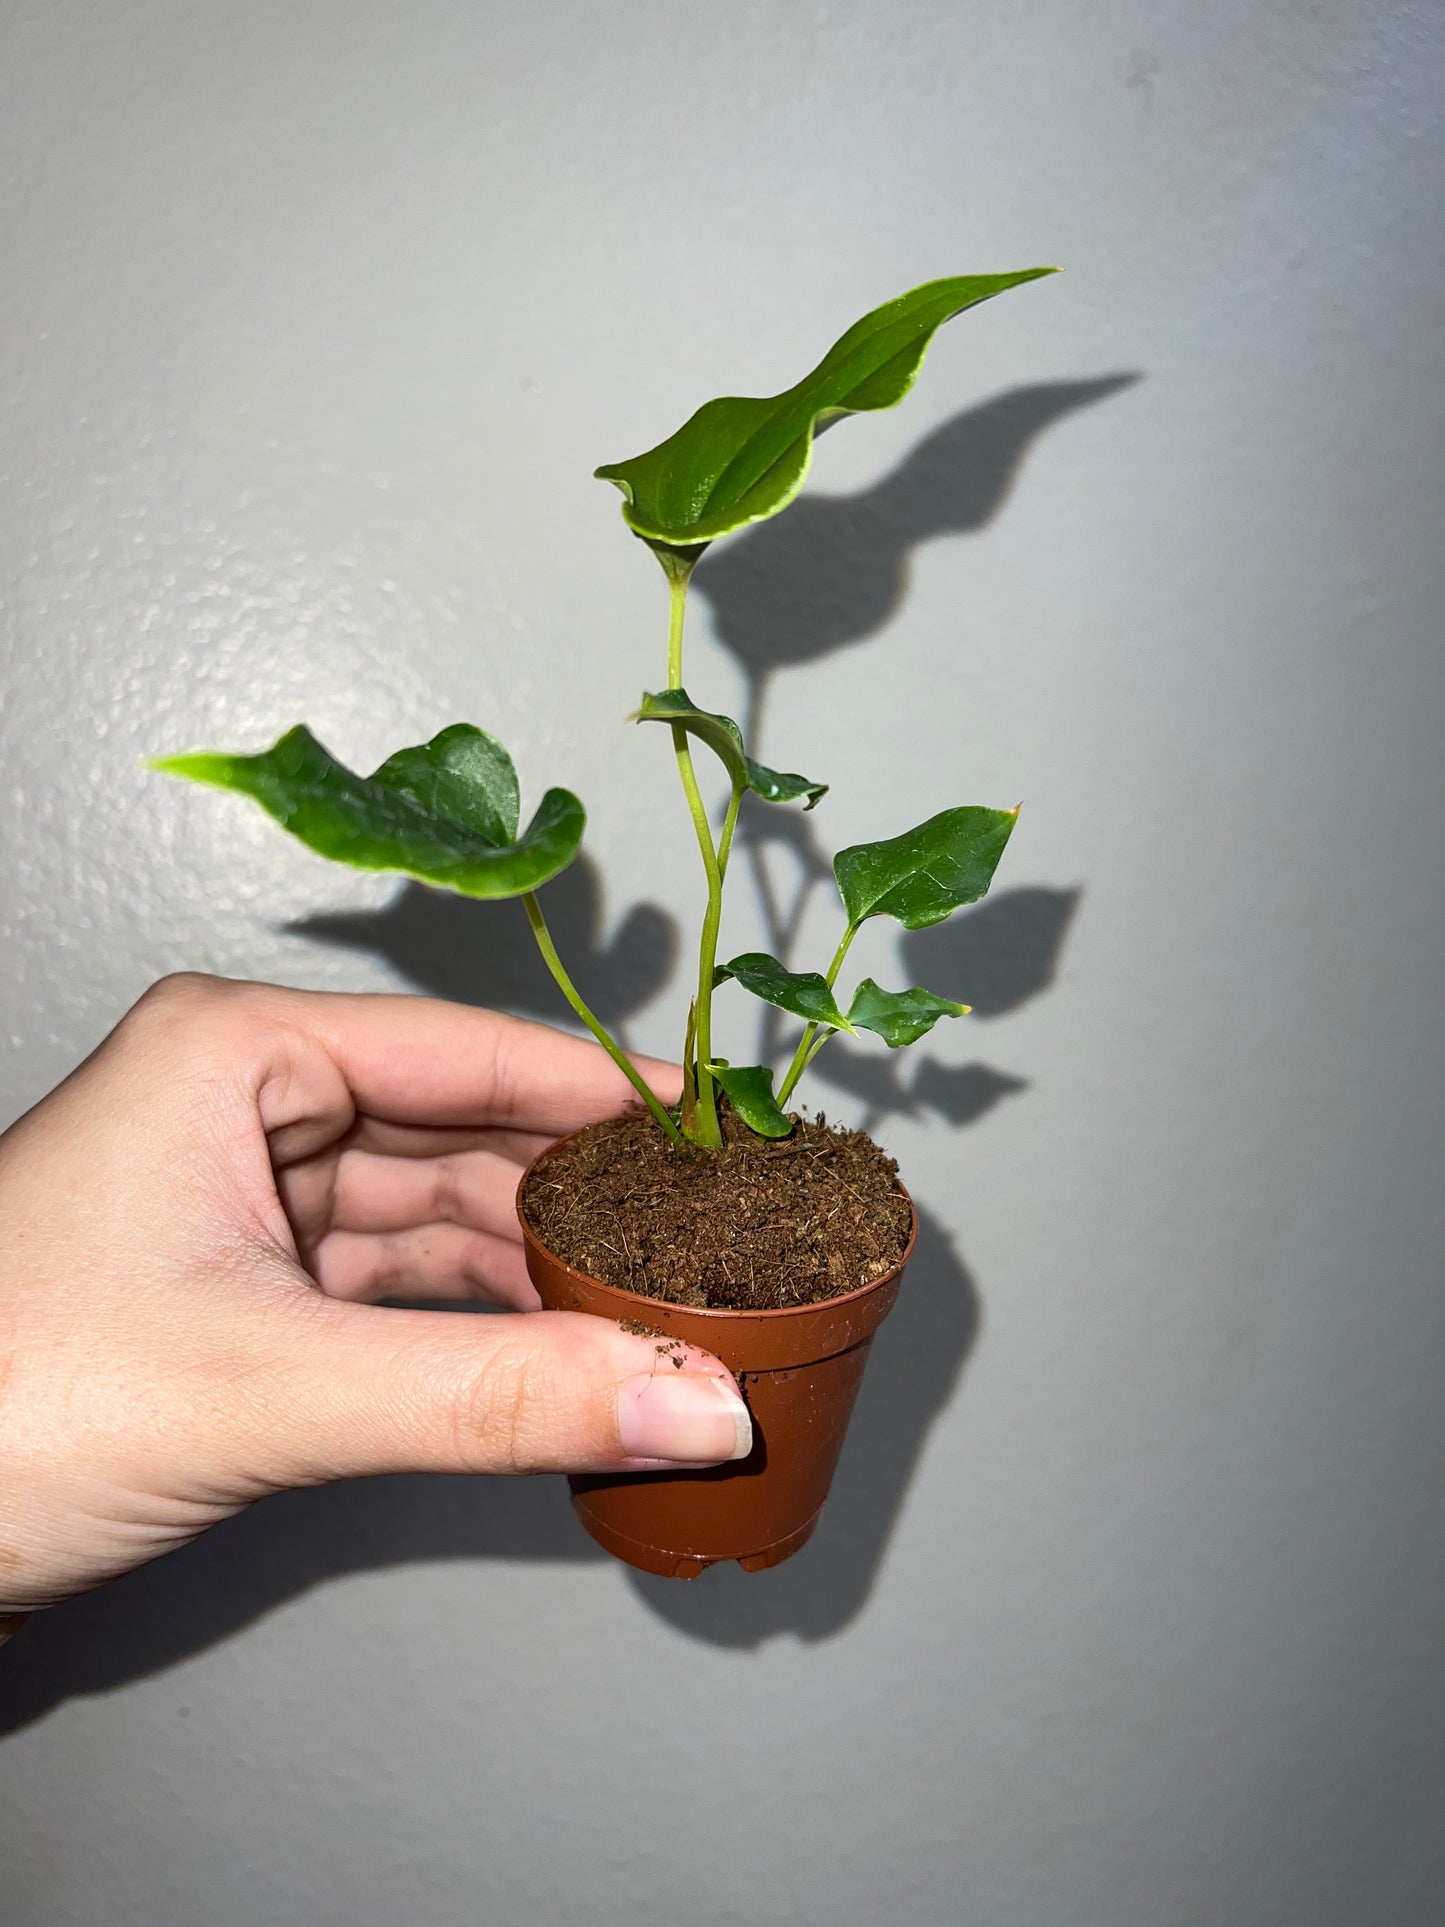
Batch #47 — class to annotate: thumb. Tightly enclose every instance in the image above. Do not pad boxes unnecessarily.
[256,1301,753,1485]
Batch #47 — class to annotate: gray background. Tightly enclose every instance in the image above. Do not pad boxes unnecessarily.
[2,3,1442,1922]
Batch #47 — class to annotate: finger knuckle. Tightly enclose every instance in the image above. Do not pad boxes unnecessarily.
[135,970,230,1016]
[128,971,258,1039]
[126,973,283,1060]
[453,1337,554,1475]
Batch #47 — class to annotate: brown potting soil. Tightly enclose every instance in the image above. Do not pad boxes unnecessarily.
[519,1105,913,1311]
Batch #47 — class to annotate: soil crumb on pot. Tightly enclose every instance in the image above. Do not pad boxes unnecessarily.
[520,1106,913,1310]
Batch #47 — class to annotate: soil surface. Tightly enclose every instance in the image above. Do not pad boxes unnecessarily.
[519,1105,913,1310]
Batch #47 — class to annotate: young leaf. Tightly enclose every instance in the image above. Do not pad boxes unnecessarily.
[834,805,1019,931]
[679,997,699,1139]
[715,953,855,1032]
[635,690,827,807]
[847,978,971,1048]
[152,724,584,900]
[705,1061,794,1139]
[744,761,828,810]
[596,270,1058,548]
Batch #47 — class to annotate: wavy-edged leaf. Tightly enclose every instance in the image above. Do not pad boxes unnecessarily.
[635,689,826,807]
[152,724,584,900]
[834,805,1019,931]
[706,1060,793,1138]
[370,727,519,845]
[847,978,971,1048]
[715,952,854,1032]
[597,270,1058,548]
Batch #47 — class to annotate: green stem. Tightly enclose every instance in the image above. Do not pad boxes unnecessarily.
[661,562,725,1148]
[716,780,744,885]
[665,557,693,691]
[802,1025,835,1075]
[693,779,745,1122]
[822,921,860,992]
[522,892,684,1147]
[777,920,861,1106]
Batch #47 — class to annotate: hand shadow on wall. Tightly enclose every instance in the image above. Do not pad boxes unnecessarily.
[0,376,1128,1729]
[0,881,1079,1729]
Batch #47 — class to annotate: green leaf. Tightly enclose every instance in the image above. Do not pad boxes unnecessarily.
[834,805,1019,931]
[596,270,1058,548]
[635,689,826,807]
[743,760,828,810]
[715,952,855,1032]
[369,727,520,846]
[705,1060,794,1139]
[152,723,584,900]
[847,978,971,1048]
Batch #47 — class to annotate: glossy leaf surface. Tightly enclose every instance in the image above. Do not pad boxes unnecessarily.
[635,690,826,807]
[834,805,1019,931]
[847,977,970,1048]
[715,952,854,1032]
[596,270,1057,547]
[152,724,584,900]
[706,1060,794,1138]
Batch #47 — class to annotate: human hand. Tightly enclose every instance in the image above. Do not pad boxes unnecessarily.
[0,975,750,1620]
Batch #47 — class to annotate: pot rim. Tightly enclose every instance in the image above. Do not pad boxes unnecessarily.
[515,1126,919,1323]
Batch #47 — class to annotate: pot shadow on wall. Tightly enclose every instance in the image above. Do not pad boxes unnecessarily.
[0,378,1126,1729]
[630,870,1078,1646]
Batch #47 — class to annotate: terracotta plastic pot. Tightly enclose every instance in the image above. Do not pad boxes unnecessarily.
[518,1143,917,1579]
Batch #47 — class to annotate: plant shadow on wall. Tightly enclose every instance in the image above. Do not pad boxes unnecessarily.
[292,852,678,1046]
[697,378,1139,744]
[0,378,1126,1733]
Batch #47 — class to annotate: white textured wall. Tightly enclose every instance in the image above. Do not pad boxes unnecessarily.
[3,4,1443,1923]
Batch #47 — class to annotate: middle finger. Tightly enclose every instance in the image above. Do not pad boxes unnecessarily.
[328,1146,528,1243]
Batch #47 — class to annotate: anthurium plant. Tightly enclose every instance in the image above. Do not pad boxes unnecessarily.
[155,269,1055,1151]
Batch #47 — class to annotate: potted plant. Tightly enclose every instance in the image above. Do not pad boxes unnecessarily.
[154,268,1056,1577]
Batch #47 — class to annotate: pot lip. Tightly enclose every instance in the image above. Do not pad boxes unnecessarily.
[515,1126,919,1323]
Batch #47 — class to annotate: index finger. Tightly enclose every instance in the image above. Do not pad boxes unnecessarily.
[296,989,682,1137]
